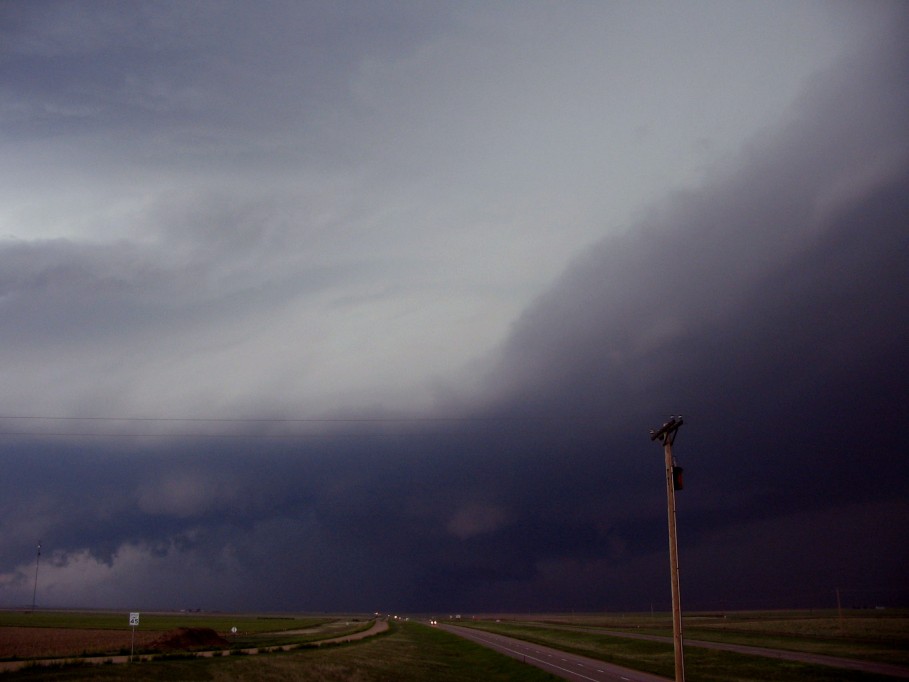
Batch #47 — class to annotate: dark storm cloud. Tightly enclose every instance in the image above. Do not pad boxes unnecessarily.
[2,5,908,614]
[0,1,865,420]
[448,20,909,608]
[341,18,907,610]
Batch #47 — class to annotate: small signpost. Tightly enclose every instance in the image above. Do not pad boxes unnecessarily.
[129,612,140,662]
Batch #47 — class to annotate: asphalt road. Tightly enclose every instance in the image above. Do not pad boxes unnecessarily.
[441,622,909,680]
[439,624,671,682]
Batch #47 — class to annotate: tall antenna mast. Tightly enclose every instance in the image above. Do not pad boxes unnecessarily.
[31,541,41,612]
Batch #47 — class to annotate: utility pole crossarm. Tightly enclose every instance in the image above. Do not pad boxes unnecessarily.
[650,415,683,444]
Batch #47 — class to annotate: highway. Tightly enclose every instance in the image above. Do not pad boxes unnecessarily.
[440,622,909,680]
[439,623,671,682]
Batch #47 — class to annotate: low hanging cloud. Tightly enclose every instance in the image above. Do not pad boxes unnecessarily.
[0,4,907,614]
[136,470,241,518]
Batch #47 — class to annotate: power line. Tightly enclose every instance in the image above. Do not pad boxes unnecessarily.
[0,414,531,423]
[0,430,451,439]
[0,413,585,440]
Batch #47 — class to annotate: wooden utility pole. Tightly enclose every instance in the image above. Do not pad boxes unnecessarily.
[651,416,685,682]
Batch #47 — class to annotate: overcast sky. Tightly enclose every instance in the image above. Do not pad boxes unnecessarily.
[1,1,907,614]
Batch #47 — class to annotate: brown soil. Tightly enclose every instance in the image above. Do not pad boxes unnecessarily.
[0,627,159,659]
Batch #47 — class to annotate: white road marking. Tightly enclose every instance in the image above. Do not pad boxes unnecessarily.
[462,631,604,682]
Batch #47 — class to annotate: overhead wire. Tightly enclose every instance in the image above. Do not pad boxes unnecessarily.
[0,413,584,440]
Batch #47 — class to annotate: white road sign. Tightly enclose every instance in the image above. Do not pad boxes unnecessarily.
[129,612,140,627]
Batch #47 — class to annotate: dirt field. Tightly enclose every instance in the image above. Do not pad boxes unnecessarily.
[0,627,161,659]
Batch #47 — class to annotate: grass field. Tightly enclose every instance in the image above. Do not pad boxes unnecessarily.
[0,611,368,659]
[2,609,907,681]
[458,609,909,681]
[0,621,560,681]
[0,610,336,634]
[479,609,909,665]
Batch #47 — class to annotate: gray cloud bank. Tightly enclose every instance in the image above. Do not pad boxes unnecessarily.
[1,4,908,613]
[0,1,861,419]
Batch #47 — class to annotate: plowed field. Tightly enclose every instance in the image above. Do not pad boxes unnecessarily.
[0,627,160,659]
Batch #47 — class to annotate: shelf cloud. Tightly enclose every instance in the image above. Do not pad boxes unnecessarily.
[1,1,906,613]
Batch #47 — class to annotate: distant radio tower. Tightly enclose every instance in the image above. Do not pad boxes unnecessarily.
[31,541,41,611]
